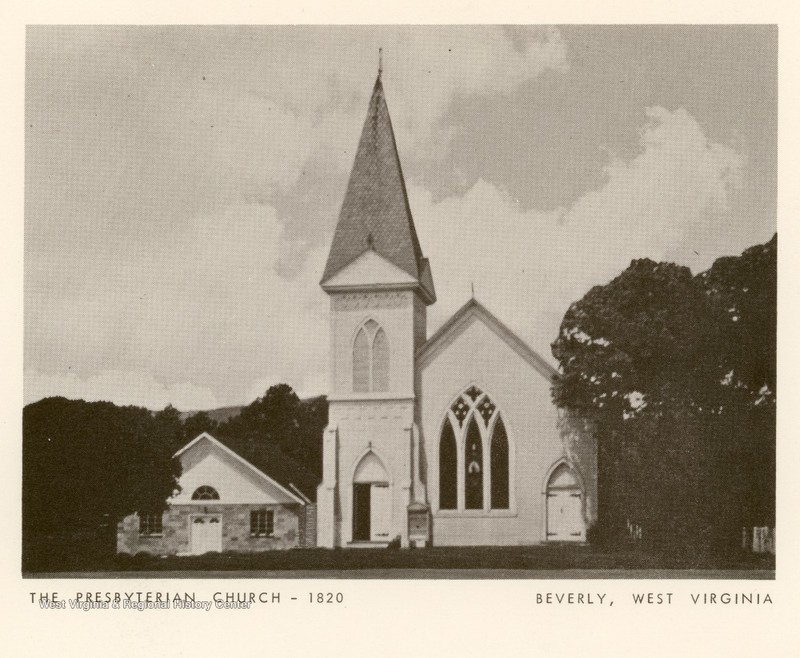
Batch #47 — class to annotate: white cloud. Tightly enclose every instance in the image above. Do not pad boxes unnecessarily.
[33,104,742,407]
[24,102,757,410]
[378,27,568,155]
[413,107,750,363]
[26,203,330,408]
[24,369,221,411]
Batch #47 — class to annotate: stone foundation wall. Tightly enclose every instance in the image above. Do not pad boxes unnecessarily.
[117,503,304,555]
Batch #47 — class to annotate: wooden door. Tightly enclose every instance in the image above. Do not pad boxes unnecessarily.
[370,483,391,541]
[547,491,585,542]
[191,515,223,554]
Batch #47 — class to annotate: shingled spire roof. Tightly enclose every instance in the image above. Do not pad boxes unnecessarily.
[322,75,433,301]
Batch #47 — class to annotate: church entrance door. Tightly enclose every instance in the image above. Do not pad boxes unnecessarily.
[352,482,392,541]
[545,463,585,542]
[352,451,392,542]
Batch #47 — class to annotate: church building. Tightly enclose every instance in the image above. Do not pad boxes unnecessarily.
[316,71,597,548]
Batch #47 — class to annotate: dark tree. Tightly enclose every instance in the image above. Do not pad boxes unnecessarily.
[551,235,776,548]
[217,384,323,499]
[181,410,220,445]
[22,397,181,569]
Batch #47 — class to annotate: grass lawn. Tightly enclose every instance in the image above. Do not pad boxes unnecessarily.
[24,543,775,577]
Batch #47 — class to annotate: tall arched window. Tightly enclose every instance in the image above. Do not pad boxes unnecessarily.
[439,419,457,510]
[353,328,370,392]
[464,417,483,509]
[372,328,389,392]
[438,385,512,512]
[352,320,390,393]
[491,417,509,509]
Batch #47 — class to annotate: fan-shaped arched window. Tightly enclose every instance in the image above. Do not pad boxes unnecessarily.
[191,485,220,500]
[491,418,509,509]
[439,419,457,510]
[352,320,390,393]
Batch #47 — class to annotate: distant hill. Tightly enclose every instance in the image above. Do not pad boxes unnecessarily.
[179,396,325,425]
[178,406,242,423]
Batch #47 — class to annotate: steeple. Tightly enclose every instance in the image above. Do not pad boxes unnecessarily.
[321,69,435,303]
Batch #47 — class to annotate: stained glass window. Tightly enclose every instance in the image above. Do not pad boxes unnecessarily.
[464,385,482,401]
[439,419,457,510]
[478,396,496,424]
[464,417,483,509]
[451,397,469,427]
[490,417,509,509]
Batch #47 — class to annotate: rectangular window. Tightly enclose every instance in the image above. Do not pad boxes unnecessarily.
[250,510,274,537]
[139,512,163,536]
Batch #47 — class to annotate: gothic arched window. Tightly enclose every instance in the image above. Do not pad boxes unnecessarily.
[439,419,457,510]
[372,328,389,392]
[353,328,370,392]
[491,417,509,509]
[352,320,390,393]
[464,417,483,510]
[438,386,512,512]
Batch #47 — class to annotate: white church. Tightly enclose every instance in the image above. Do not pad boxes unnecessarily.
[316,72,597,548]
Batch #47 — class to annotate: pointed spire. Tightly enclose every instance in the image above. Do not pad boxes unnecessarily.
[378,47,383,79]
[322,70,434,305]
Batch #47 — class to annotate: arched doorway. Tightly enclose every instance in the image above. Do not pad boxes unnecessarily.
[545,462,585,542]
[352,452,392,542]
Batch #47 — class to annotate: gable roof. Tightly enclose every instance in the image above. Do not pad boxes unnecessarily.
[174,432,307,505]
[416,298,560,382]
[321,75,434,302]
[322,248,418,288]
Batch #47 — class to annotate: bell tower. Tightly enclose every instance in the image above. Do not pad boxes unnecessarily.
[316,67,435,547]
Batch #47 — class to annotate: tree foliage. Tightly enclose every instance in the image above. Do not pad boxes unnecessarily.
[23,386,328,569]
[552,235,776,547]
[216,384,326,499]
[23,397,183,568]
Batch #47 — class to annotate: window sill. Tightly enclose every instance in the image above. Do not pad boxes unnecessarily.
[250,534,275,539]
[139,534,164,538]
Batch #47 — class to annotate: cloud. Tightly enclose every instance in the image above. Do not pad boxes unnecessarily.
[25,202,330,409]
[25,105,756,408]
[24,369,221,411]
[27,28,771,411]
[413,107,751,362]
[371,26,569,152]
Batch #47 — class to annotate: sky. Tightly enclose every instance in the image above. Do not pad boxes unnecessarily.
[24,25,777,410]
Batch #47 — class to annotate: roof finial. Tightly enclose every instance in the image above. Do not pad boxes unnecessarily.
[378,48,383,79]
[471,281,475,298]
